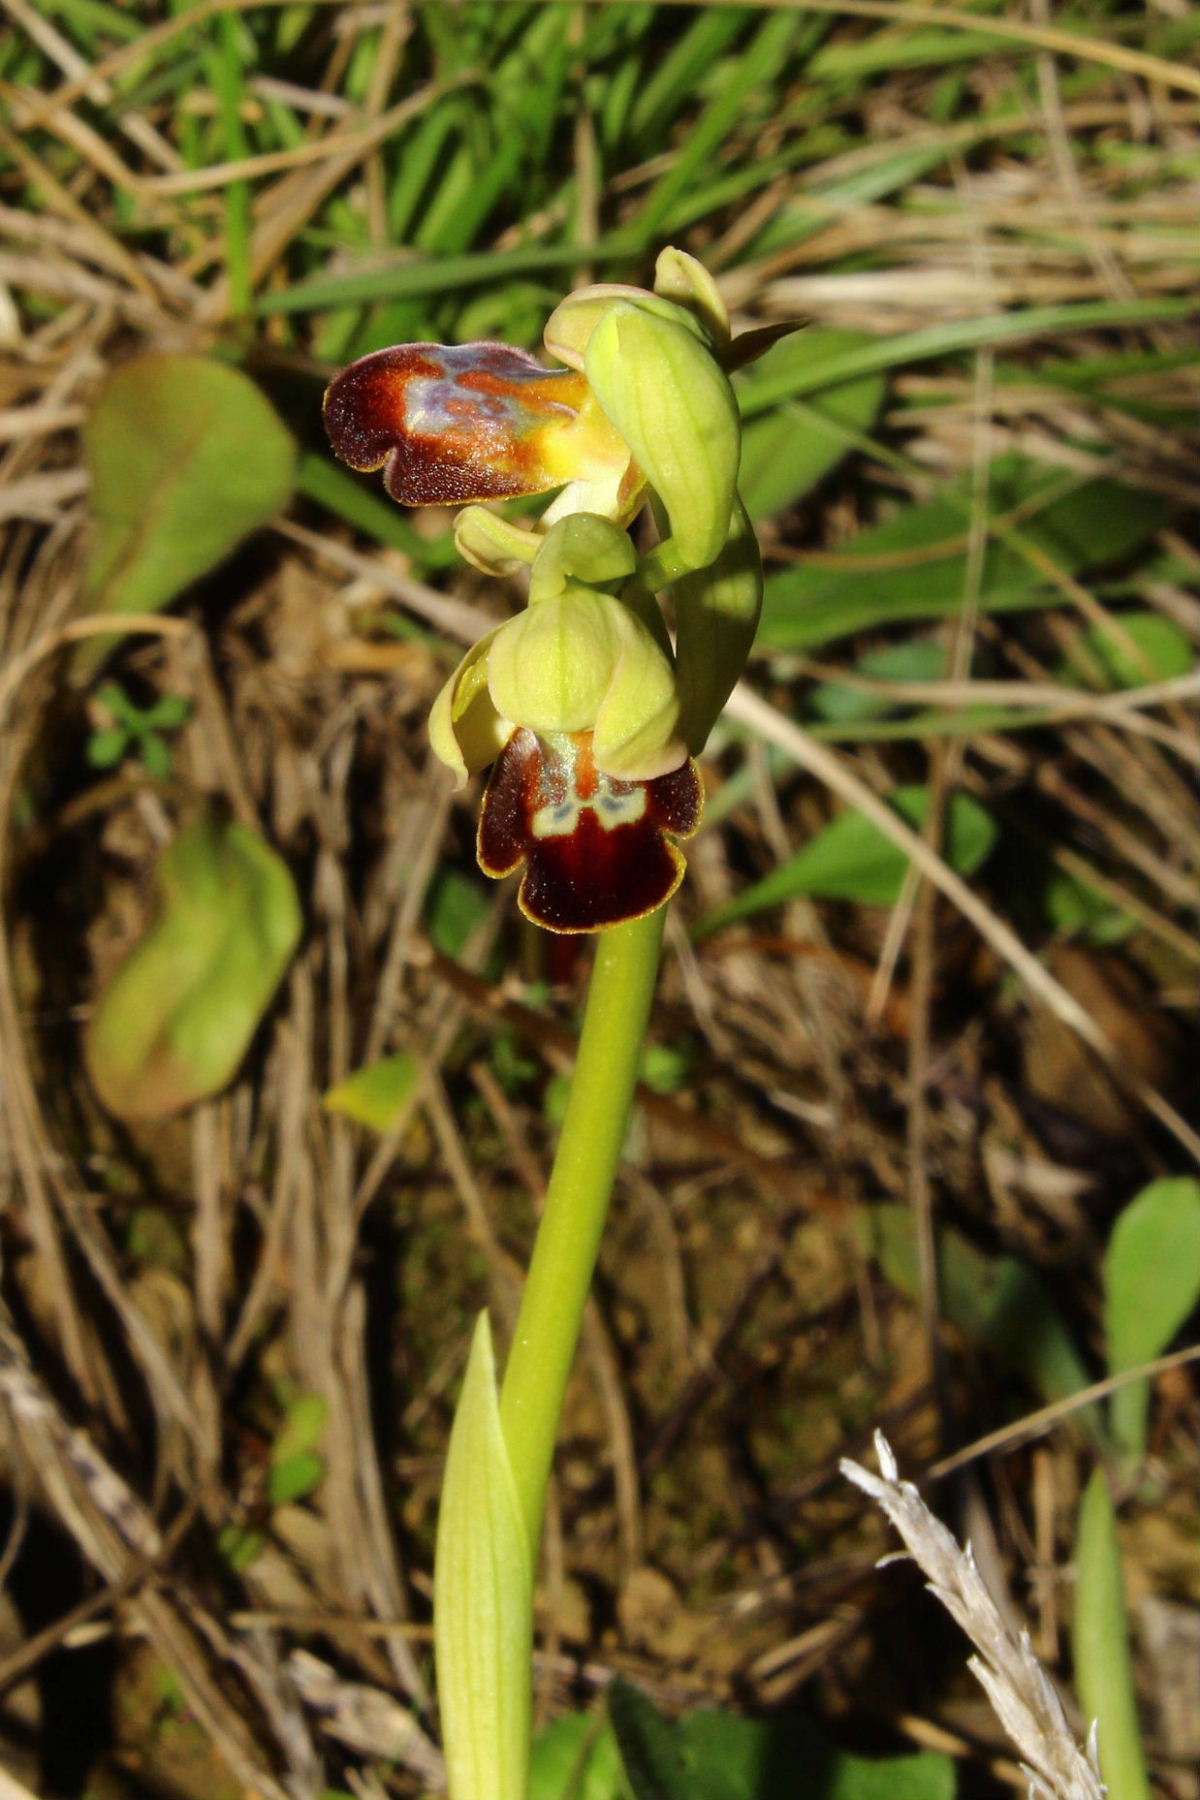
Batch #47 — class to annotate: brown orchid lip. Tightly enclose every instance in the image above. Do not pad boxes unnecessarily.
[322,341,588,508]
[477,729,703,934]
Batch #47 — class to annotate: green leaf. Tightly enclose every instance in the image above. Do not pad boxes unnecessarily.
[139,733,174,782]
[737,330,886,523]
[1042,870,1135,948]
[760,458,1175,651]
[638,1039,695,1096]
[529,1715,623,1800]
[145,693,192,730]
[695,786,997,938]
[808,638,950,725]
[427,868,493,958]
[268,1451,325,1507]
[86,726,130,769]
[217,1523,266,1572]
[434,1313,533,1800]
[863,1204,1100,1440]
[1105,1177,1200,1463]
[607,1679,691,1800]
[1065,611,1194,690]
[662,1708,955,1800]
[273,1392,329,1464]
[84,816,302,1118]
[78,355,295,669]
[1074,1469,1152,1800]
[322,1053,422,1133]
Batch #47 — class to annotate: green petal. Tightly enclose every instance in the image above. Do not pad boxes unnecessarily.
[454,507,541,577]
[527,514,637,603]
[429,630,513,785]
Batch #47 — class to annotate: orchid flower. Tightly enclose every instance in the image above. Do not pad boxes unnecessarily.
[323,249,768,932]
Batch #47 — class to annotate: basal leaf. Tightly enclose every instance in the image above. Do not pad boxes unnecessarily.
[607,1679,692,1800]
[529,1715,623,1800]
[760,458,1174,651]
[80,354,295,654]
[863,1204,1100,1441]
[694,785,997,938]
[434,1313,532,1800]
[1074,1470,1152,1800]
[737,330,886,522]
[1105,1176,1200,1462]
[676,1709,954,1800]
[85,816,302,1118]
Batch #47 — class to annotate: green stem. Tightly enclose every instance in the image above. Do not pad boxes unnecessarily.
[499,906,666,1552]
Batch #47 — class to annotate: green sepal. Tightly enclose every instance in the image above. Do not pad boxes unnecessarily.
[669,495,762,754]
[455,507,542,577]
[585,303,740,574]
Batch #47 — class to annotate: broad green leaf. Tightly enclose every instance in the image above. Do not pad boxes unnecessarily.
[760,459,1175,651]
[808,638,949,725]
[694,786,997,939]
[863,1205,1100,1439]
[679,1710,954,1800]
[1065,611,1194,690]
[435,1313,532,1800]
[737,331,886,522]
[1074,1469,1152,1800]
[80,354,295,651]
[529,1715,623,1800]
[323,1053,422,1133]
[607,1679,691,1800]
[1105,1177,1200,1462]
[85,816,302,1118]
[603,1701,954,1800]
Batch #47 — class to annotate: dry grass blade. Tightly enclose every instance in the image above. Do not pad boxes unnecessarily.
[843,1435,1106,1800]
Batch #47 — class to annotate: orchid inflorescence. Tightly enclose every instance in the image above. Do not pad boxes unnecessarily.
[324,248,776,932]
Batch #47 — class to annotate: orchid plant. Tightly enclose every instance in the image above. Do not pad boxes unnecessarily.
[325,249,775,1800]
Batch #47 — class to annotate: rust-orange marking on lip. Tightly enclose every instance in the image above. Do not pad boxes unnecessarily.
[323,341,591,507]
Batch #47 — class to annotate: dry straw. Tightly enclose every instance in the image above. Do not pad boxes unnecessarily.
[843,1436,1106,1800]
